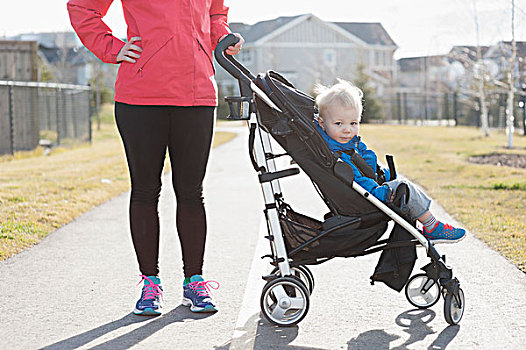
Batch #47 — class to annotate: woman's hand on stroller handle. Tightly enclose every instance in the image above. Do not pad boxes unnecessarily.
[215,34,255,83]
[218,33,244,55]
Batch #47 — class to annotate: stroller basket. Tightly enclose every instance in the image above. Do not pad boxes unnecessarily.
[280,207,388,264]
[280,209,322,252]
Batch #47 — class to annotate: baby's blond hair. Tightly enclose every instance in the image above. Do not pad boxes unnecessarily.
[314,79,363,119]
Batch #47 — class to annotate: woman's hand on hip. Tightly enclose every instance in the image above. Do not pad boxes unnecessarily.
[117,36,143,63]
[220,33,244,55]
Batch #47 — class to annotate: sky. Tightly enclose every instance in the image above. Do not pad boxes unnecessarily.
[2,0,526,58]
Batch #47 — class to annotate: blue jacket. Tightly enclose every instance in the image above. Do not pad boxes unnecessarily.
[316,121,392,202]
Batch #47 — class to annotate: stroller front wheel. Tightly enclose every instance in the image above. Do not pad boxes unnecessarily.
[444,287,465,325]
[260,277,310,326]
[405,273,440,309]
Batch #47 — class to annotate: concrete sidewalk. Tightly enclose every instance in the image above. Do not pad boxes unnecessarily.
[1,125,525,349]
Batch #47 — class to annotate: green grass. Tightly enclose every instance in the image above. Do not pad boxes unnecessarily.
[0,104,236,260]
[361,125,526,272]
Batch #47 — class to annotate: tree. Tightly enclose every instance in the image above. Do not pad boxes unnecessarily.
[353,63,384,123]
[38,56,55,82]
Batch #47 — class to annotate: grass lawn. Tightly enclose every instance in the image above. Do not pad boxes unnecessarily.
[0,104,236,260]
[361,124,526,272]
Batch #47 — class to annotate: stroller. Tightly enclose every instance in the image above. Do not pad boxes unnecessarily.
[215,35,465,327]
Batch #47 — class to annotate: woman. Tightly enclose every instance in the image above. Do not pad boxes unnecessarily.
[67,0,244,315]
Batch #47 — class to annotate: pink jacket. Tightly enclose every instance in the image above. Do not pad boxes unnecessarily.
[67,0,231,106]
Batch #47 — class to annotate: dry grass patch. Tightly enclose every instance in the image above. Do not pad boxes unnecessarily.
[361,125,526,272]
[0,105,236,260]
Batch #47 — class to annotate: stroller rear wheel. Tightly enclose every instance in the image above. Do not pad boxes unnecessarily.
[444,287,465,325]
[260,276,310,326]
[271,265,315,294]
[405,273,440,309]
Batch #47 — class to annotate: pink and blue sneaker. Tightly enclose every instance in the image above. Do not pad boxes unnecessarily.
[182,275,219,313]
[423,222,466,244]
[133,275,163,316]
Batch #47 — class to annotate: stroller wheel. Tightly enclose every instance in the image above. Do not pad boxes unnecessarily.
[260,277,310,326]
[271,265,314,294]
[444,287,465,325]
[300,265,315,293]
[405,273,440,309]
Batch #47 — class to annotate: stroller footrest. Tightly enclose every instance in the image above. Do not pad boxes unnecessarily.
[259,168,300,183]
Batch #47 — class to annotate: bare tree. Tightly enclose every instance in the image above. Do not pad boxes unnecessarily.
[473,0,490,136]
[506,0,516,149]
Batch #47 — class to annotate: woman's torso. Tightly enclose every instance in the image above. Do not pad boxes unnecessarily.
[115,0,218,106]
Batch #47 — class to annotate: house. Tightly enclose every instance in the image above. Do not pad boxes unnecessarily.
[397,55,451,91]
[483,41,526,85]
[393,45,518,125]
[0,40,38,81]
[396,55,445,122]
[8,31,117,87]
[218,14,397,97]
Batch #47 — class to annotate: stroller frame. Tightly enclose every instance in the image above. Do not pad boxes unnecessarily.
[215,35,465,327]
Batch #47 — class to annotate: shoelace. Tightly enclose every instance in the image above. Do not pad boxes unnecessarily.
[187,280,220,298]
[443,223,454,231]
[137,275,164,301]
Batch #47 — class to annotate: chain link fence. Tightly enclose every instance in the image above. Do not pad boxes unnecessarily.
[0,81,92,155]
[380,90,526,133]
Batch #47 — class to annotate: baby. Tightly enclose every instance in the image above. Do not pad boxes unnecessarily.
[314,79,465,243]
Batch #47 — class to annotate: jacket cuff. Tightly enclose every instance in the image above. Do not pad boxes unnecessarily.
[372,185,390,202]
[210,15,230,50]
[107,37,126,64]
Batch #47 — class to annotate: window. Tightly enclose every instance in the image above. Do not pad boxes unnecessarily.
[324,49,336,67]
[384,51,391,66]
[374,50,391,67]
[238,49,252,65]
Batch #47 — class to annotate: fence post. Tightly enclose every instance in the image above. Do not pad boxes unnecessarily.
[87,87,92,143]
[55,88,61,145]
[62,88,67,140]
[71,92,78,138]
[402,92,407,124]
[8,83,14,155]
[453,92,458,126]
[396,92,401,124]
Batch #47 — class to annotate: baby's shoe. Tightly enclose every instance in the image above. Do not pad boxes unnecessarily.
[423,222,466,243]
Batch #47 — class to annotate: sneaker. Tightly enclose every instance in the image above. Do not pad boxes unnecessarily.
[133,275,163,316]
[423,222,466,243]
[182,275,219,313]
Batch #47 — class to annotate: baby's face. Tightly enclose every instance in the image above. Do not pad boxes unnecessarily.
[319,103,360,144]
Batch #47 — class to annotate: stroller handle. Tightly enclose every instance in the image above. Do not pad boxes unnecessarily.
[215,34,256,83]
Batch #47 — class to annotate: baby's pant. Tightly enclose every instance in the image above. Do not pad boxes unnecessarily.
[385,179,431,221]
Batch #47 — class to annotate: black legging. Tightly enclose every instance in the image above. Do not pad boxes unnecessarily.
[115,102,215,277]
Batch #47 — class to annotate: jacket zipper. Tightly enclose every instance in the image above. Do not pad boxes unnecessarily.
[136,36,174,77]
[196,38,214,68]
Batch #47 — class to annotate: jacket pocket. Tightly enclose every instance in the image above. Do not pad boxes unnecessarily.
[137,34,174,75]
[196,38,215,74]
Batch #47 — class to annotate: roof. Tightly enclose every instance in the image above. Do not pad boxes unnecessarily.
[398,55,448,72]
[229,14,396,47]
[9,32,79,49]
[229,15,303,42]
[449,45,489,61]
[333,22,396,46]
[489,41,526,58]
[39,46,96,66]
